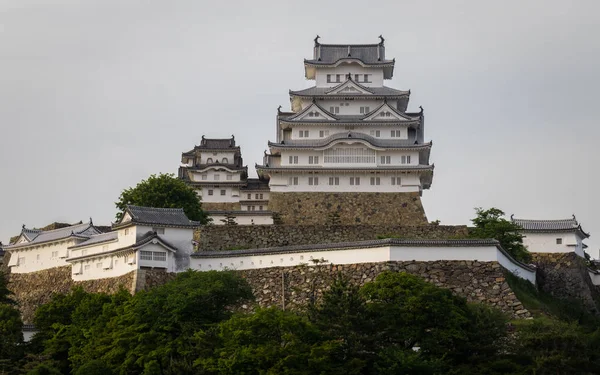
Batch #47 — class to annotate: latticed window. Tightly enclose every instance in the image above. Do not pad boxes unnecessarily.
[324,148,375,164]
[153,252,166,261]
[140,251,153,261]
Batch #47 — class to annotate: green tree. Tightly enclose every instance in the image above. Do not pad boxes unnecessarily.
[470,207,531,262]
[0,303,24,374]
[0,271,15,305]
[115,173,209,223]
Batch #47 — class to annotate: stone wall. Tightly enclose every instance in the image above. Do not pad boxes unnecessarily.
[268,192,427,225]
[531,252,600,314]
[196,224,468,251]
[236,260,530,319]
[203,202,241,211]
[7,266,135,324]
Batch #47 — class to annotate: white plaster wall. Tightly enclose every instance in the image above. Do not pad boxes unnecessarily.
[496,250,537,284]
[69,238,120,259]
[71,252,137,281]
[315,66,384,87]
[8,239,79,274]
[588,271,600,286]
[137,243,175,272]
[289,125,409,141]
[241,191,270,201]
[117,227,138,247]
[210,214,274,226]
[267,171,421,193]
[200,187,240,203]
[280,149,418,167]
[190,169,242,183]
[135,226,194,271]
[389,246,497,262]
[522,232,578,254]
[198,151,236,164]
[189,244,535,283]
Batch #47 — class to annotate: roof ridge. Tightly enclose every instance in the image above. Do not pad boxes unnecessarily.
[513,218,576,222]
[128,205,185,212]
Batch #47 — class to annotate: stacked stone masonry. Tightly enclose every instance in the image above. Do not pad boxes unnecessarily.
[196,224,468,251]
[7,266,135,324]
[531,252,600,314]
[237,261,530,319]
[202,202,241,211]
[267,192,427,225]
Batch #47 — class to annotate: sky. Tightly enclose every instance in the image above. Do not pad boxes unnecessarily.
[1,0,599,254]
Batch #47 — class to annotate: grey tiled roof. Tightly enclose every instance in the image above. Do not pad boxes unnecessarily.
[5,222,99,250]
[114,205,201,228]
[512,217,590,238]
[242,178,270,191]
[67,231,178,262]
[268,131,430,149]
[290,86,408,97]
[198,137,238,149]
[193,238,498,256]
[69,231,118,249]
[307,43,392,65]
[206,210,273,216]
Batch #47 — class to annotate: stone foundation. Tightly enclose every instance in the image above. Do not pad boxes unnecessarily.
[8,266,135,324]
[237,261,530,319]
[268,192,427,225]
[196,224,468,251]
[203,202,241,211]
[531,252,600,314]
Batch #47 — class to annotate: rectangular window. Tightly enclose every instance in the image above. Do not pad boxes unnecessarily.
[401,155,412,165]
[125,228,130,235]
[201,175,207,180]
[350,177,361,186]
[84,265,90,271]
[329,106,339,114]
[391,177,401,186]
[51,251,58,258]
[247,193,251,199]
[370,177,381,185]
[380,155,391,164]
[336,74,341,82]
[288,156,299,164]
[214,174,220,180]
[140,251,153,261]
[391,130,402,137]
[259,193,263,199]
[259,205,263,211]
[255,193,259,199]
[226,174,232,180]
[319,130,329,138]
[288,177,299,185]
[556,238,563,245]
[153,252,166,262]
[251,206,256,211]
[219,189,225,196]
[308,177,319,186]
[360,106,370,114]
[328,177,340,185]
[370,130,380,137]
[327,74,331,83]
[308,156,320,164]
[364,74,371,83]
[208,189,214,196]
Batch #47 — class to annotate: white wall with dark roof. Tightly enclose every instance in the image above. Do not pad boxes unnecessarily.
[7,239,80,274]
[523,232,586,257]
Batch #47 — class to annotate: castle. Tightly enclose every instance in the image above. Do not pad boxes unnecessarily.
[2,37,595,324]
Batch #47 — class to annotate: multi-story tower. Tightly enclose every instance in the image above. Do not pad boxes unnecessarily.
[256,36,433,225]
[179,136,273,225]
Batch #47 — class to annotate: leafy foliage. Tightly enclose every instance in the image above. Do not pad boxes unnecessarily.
[13,268,600,374]
[115,173,209,223]
[470,207,531,262]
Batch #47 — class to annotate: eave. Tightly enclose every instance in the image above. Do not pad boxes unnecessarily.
[255,164,434,173]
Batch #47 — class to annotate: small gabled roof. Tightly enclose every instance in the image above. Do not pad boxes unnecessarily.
[67,231,178,263]
[5,221,99,250]
[362,101,417,121]
[286,101,338,121]
[512,216,590,238]
[307,36,392,65]
[113,205,200,229]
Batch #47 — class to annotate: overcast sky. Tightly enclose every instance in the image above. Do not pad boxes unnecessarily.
[1,0,598,254]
